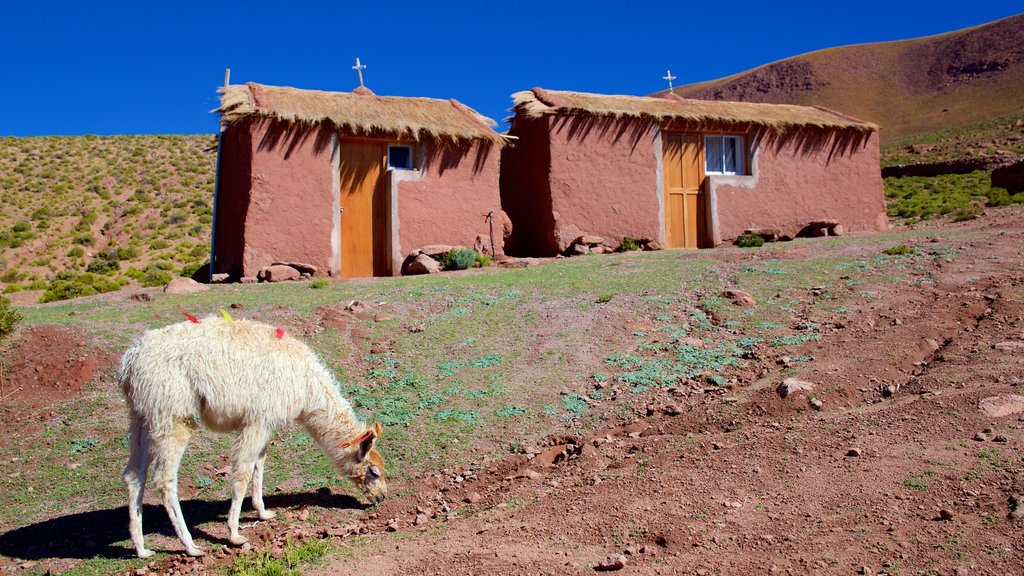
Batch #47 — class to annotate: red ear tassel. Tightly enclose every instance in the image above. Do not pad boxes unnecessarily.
[276,327,285,339]
[183,312,201,324]
[340,429,372,449]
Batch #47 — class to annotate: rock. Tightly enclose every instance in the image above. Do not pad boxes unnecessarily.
[211,273,231,283]
[404,254,442,275]
[163,277,210,294]
[810,398,823,410]
[570,243,590,256]
[979,395,1024,417]
[1010,494,1023,519]
[993,341,1024,351]
[662,403,682,416]
[464,492,481,504]
[521,469,541,480]
[259,264,301,282]
[993,434,1008,443]
[777,378,814,398]
[642,240,662,251]
[744,227,781,242]
[973,432,988,442]
[722,288,756,307]
[883,384,898,397]
[500,258,540,268]
[230,302,244,309]
[240,276,258,284]
[575,235,605,246]
[938,509,954,521]
[414,513,428,526]
[130,292,153,302]
[591,245,607,254]
[271,261,318,275]
[846,448,862,457]
[297,508,310,521]
[419,244,456,258]
[831,224,845,237]
[596,555,626,571]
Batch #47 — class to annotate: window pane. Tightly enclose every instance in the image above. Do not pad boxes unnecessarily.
[388,146,411,169]
[723,137,737,174]
[705,136,723,173]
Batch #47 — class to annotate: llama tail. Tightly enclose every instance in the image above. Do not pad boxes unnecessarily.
[117,343,142,399]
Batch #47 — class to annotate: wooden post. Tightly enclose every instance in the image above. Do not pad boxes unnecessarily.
[224,68,231,90]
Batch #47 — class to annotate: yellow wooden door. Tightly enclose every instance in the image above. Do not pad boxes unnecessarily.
[339,141,386,277]
[663,133,704,248]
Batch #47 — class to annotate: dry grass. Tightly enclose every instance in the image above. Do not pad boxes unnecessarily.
[219,83,507,145]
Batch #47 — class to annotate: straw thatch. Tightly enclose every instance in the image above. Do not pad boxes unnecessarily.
[512,88,877,133]
[218,82,507,145]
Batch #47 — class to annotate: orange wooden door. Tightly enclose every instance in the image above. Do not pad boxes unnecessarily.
[663,133,704,249]
[339,141,386,277]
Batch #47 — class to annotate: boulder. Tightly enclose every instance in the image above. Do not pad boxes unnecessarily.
[978,394,1024,418]
[419,244,455,259]
[570,243,590,256]
[240,276,258,284]
[777,378,814,398]
[272,261,318,276]
[722,288,756,307]
[210,273,231,284]
[553,223,583,253]
[405,254,442,275]
[163,277,209,294]
[259,265,301,282]
[642,240,662,251]
[575,235,605,246]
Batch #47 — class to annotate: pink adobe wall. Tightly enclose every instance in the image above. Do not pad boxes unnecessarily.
[234,119,336,278]
[712,129,888,241]
[545,115,661,254]
[395,141,502,259]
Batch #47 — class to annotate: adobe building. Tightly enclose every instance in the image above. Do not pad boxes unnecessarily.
[500,88,887,255]
[213,82,506,278]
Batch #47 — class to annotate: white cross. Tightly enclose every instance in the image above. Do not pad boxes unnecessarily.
[352,57,367,87]
[663,70,677,93]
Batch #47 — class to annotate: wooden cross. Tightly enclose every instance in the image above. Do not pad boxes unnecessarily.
[352,57,367,87]
[663,70,677,93]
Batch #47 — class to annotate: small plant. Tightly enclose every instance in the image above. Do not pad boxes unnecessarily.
[438,248,477,271]
[619,237,641,252]
[474,252,492,267]
[735,233,765,248]
[228,537,328,576]
[596,293,613,303]
[884,244,916,256]
[903,473,929,491]
[309,278,328,289]
[70,438,100,453]
[0,296,22,340]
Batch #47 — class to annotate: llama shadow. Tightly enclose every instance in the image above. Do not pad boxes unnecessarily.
[0,490,364,561]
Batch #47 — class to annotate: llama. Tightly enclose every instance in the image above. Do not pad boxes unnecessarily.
[118,315,386,558]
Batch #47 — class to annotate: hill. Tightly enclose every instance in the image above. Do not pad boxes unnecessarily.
[0,135,216,299]
[661,14,1024,142]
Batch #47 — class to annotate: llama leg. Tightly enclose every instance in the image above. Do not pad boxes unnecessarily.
[251,449,276,521]
[227,427,270,546]
[122,414,154,558]
[151,421,204,556]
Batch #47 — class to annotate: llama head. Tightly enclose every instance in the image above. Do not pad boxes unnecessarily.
[340,421,387,504]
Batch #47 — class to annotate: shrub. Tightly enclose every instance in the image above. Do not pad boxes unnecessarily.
[180,261,204,278]
[884,244,916,256]
[735,233,765,248]
[11,221,31,233]
[67,246,84,258]
[149,239,169,250]
[620,237,641,252]
[142,267,173,287]
[40,271,120,303]
[951,203,984,222]
[439,248,477,271]
[73,233,95,246]
[310,278,328,289]
[474,252,492,268]
[86,256,119,275]
[0,296,21,340]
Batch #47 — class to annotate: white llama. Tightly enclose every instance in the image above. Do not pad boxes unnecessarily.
[118,315,386,558]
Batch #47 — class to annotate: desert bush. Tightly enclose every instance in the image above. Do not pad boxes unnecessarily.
[179,261,205,278]
[67,246,84,258]
[0,296,22,339]
[883,244,916,256]
[73,233,95,246]
[439,248,477,271]
[86,256,118,275]
[40,271,120,303]
[735,233,765,248]
[149,239,169,250]
[474,252,492,268]
[951,203,984,222]
[142,266,173,287]
[619,237,641,252]
[309,278,328,289]
[11,221,31,233]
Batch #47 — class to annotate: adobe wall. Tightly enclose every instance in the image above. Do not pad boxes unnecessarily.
[395,141,502,263]
[545,115,661,254]
[500,116,555,256]
[239,119,336,277]
[213,119,253,278]
[712,129,888,242]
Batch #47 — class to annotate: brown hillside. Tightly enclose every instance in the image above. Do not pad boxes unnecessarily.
[660,14,1024,141]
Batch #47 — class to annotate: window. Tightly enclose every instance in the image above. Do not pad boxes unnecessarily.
[387,144,413,170]
[704,135,745,175]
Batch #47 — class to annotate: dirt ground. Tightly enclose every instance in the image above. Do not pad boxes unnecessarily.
[2,209,1023,575]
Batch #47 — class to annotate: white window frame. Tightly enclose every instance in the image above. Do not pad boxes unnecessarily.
[387,144,414,170]
[704,134,745,176]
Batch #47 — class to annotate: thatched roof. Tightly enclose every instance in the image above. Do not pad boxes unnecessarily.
[512,88,877,133]
[218,82,507,145]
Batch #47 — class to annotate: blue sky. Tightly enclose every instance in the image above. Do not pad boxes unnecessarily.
[1,1,1020,136]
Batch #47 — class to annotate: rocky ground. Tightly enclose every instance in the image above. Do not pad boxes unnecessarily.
[1,209,1023,575]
